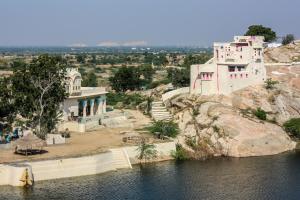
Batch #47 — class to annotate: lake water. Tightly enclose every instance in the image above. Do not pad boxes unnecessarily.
[1,151,300,200]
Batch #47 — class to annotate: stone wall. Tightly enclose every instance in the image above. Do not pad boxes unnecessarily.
[0,142,176,187]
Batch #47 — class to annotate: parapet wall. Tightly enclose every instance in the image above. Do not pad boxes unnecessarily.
[0,142,176,187]
[162,87,190,102]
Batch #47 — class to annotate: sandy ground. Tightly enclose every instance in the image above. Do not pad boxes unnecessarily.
[0,110,153,164]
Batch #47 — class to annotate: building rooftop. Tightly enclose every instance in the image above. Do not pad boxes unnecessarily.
[68,87,107,99]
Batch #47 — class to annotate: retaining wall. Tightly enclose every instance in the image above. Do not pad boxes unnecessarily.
[0,142,176,187]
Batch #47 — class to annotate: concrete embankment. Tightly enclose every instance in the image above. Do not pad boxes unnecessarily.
[0,142,175,187]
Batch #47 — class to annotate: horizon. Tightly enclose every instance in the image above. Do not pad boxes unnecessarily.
[1,0,300,46]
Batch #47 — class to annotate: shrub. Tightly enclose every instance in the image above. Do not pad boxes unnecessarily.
[283,118,300,138]
[282,34,295,45]
[171,144,188,160]
[265,78,279,90]
[185,136,197,150]
[147,121,179,138]
[253,107,267,120]
[136,138,157,162]
[106,93,145,109]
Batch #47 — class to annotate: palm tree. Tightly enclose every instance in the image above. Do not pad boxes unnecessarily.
[136,138,157,163]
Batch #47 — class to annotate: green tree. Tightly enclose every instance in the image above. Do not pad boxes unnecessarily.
[0,77,14,126]
[282,34,295,45]
[11,55,68,139]
[245,25,277,42]
[109,66,141,92]
[167,68,190,88]
[148,121,180,138]
[139,64,155,87]
[283,118,300,138]
[136,138,157,162]
[76,54,86,64]
[82,71,98,87]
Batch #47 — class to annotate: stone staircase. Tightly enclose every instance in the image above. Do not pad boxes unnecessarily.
[151,101,172,121]
[110,148,132,169]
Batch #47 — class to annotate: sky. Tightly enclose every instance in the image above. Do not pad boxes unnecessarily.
[0,0,300,47]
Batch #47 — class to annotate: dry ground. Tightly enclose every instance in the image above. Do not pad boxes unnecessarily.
[0,110,153,164]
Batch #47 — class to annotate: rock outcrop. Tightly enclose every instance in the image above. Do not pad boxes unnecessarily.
[169,83,299,158]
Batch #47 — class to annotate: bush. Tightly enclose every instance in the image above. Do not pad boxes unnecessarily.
[265,78,279,89]
[282,34,295,45]
[106,93,146,109]
[283,118,300,138]
[147,121,179,138]
[253,107,267,120]
[171,144,188,160]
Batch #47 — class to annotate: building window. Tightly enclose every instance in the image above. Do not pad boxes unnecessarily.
[237,66,245,71]
[235,74,237,78]
[228,66,235,72]
[240,74,243,78]
[230,74,233,79]
[240,55,243,59]
[246,74,248,78]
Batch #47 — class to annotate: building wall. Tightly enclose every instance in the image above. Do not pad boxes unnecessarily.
[62,98,79,121]
[190,36,266,95]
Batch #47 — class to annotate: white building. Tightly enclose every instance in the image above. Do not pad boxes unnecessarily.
[59,68,107,132]
[190,36,266,95]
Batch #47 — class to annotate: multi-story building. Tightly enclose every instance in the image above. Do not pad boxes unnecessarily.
[190,36,266,95]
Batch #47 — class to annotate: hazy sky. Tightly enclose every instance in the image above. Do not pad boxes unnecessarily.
[1,0,299,46]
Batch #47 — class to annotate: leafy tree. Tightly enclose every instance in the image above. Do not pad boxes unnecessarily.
[11,55,68,139]
[148,121,180,138]
[265,78,279,89]
[139,64,155,86]
[0,77,14,126]
[136,138,157,162]
[76,54,86,64]
[253,107,267,120]
[167,54,212,88]
[167,68,190,88]
[282,34,295,45]
[82,71,98,87]
[109,66,141,92]
[245,25,277,42]
[283,118,300,138]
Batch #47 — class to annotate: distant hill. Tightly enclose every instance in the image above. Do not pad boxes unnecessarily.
[264,40,300,63]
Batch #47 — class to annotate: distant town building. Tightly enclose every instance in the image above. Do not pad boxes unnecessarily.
[190,36,266,95]
[59,68,107,132]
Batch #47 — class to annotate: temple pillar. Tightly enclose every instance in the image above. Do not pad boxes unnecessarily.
[103,96,107,113]
[82,99,87,117]
[96,97,102,115]
[90,99,95,116]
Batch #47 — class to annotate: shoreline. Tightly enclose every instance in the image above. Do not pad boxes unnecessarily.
[0,142,176,187]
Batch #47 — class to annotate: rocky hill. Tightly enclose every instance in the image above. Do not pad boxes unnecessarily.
[167,82,299,158]
[264,40,300,63]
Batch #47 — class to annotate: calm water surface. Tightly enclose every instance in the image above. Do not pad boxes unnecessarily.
[1,152,300,200]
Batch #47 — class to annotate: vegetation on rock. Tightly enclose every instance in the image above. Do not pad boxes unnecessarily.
[171,144,188,160]
[253,107,267,120]
[265,78,279,90]
[283,118,300,138]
